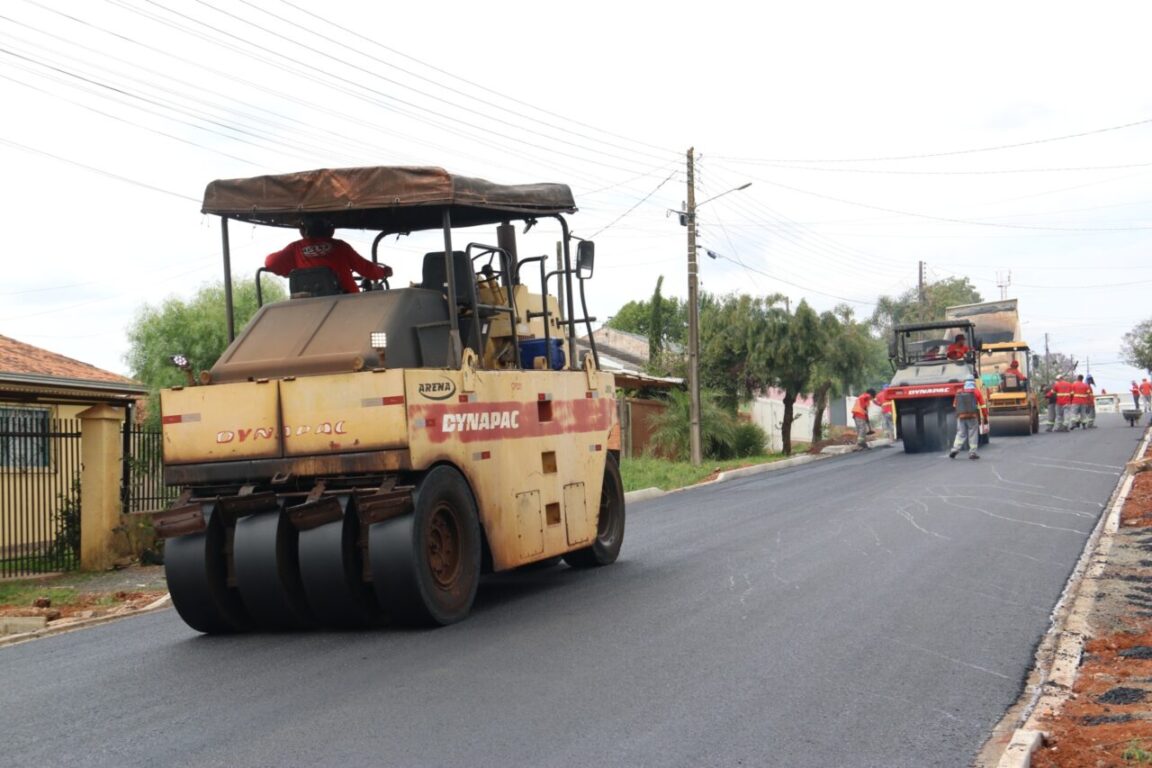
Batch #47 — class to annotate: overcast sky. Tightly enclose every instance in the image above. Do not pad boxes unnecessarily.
[2,0,1150,394]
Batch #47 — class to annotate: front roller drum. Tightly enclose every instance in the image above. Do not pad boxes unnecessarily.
[165,509,251,634]
[989,413,1032,437]
[370,465,481,627]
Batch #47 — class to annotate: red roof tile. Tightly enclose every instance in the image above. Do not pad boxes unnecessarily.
[0,334,139,385]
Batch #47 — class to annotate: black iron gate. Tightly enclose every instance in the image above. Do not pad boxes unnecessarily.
[0,415,82,578]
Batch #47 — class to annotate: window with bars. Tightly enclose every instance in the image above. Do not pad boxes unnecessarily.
[0,406,51,468]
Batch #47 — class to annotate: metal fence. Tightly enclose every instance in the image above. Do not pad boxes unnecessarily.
[0,416,83,578]
[122,426,178,514]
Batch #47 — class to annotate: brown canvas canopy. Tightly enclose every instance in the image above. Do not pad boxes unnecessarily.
[201,166,577,234]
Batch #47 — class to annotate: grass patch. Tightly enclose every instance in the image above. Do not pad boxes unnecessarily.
[1125,739,1152,763]
[0,574,118,609]
[621,452,795,493]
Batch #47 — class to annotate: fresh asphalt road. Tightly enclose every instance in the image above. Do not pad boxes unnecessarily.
[0,414,1142,768]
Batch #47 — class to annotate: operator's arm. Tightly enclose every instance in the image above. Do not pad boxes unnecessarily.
[264,243,298,276]
[339,241,392,280]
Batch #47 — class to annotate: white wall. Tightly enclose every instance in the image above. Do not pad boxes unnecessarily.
[750,397,820,452]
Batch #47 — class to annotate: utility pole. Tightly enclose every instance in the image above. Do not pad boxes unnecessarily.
[1045,333,1050,378]
[918,261,926,305]
[685,148,702,466]
[996,270,1012,300]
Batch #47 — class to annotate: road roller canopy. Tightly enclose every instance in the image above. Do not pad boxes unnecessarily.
[201,166,577,234]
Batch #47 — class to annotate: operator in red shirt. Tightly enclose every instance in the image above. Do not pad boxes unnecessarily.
[946,333,970,361]
[265,218,392,294]
[1001,359,1027,390]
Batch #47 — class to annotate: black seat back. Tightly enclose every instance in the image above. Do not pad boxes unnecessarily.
[289,267,343,297]
[421,251,474,307]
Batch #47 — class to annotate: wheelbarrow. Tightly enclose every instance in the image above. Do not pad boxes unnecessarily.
[1122,408,1142,427]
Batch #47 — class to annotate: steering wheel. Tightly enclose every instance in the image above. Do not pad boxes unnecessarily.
[360,276,390,292]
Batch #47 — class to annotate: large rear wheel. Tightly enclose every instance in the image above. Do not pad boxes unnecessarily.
[370,466,481,626]
[564,453,626,568]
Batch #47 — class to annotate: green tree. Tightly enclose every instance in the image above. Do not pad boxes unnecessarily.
[1033,351,1079,384]
[1121,319,1152,374]
[648,276,666,361]
[698,292,786,410]
[124,278,285,424]
[749,300,827,455]
[606,279,686,370]
[871,276,983,337]
[808,305,879,444]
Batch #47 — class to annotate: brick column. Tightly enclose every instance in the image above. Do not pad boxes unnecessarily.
[77,404,125,570]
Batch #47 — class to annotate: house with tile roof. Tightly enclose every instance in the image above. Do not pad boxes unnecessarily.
[0,335,149,576]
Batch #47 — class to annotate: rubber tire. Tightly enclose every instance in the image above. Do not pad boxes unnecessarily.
[370,465,481,626]
[298,499,384,629]
[233,512,315,630]
[165,511,251,634]
[564,453,626,568]
[922,407,952,452]
[900,411,924,453]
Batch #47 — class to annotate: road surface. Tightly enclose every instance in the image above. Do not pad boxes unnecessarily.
[0,414,1140,767]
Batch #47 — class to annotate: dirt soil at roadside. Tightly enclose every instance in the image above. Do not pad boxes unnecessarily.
[0,565,167,623]
[1030,448,1152,766]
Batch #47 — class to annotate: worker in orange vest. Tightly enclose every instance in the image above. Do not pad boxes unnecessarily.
[852,389,877,450]
[1141,378,1152,412]
[1052,374,1074,432]
[1069,374,1093,429]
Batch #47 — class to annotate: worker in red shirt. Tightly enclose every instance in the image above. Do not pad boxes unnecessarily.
[1052,374,1074,432]
[874,388,895,439]
[1131,381,1141,410]
[1140,378,1152,412]
[852,388,877,450]
[265,218,392,294]
[1069,374,1093,429]
[946,333,970,361]
[1001,359,1027,390]
[949,378,986,459]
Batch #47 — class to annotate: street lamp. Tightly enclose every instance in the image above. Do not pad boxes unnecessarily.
[676,147,751,465]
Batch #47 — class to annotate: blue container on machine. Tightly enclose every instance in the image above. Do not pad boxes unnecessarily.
[519,338,565,370]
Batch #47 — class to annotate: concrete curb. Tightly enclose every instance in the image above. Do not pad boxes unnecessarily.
[622,437,894,504]
[0,594,172,649]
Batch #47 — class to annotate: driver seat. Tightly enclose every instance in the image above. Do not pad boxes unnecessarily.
[289,267,343,298]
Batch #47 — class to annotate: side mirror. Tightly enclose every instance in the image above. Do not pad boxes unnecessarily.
[576,241,595,280]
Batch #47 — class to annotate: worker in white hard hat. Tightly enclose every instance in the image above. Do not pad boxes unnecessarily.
[949,378,986,460]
